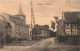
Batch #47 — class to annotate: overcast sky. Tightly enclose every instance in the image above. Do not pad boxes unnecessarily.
[0,0,80,31]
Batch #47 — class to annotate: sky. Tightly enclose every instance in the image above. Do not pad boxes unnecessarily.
[0,0,80,31]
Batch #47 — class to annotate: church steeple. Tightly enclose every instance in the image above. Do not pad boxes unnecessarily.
[16,3,26,23]
[18,4,24,15]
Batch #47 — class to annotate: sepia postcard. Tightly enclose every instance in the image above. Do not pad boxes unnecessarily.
[0,0,80,51]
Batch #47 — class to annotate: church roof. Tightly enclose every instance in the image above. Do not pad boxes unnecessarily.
[0,19,6,28]
[0,14,8,25]
[9,16,27,27]
[1,13,28,27]
[0,15,8,29]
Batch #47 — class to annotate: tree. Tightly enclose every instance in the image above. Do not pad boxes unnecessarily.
[51,21,55,30]
[54,16,59,25]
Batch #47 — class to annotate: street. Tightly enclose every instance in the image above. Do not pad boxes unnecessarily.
[5,40,40,46]
[0,37,80,51]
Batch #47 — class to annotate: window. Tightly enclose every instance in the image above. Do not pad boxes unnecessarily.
[65,28,71,35]
[67,23,69,26]
[74,23,76,26]
[72,28,77,35]
[66,23,70,28]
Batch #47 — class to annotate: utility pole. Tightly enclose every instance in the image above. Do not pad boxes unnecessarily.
[62,11,65,36]
[30,0,35,39]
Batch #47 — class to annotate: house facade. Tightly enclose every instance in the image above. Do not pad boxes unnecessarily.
[57,12,80,44]
[32,24,50,39]
[57,12,80,36]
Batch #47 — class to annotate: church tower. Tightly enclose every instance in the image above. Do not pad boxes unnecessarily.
[16,4,26,23]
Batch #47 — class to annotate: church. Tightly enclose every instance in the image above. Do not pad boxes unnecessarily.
[0,4,29,39]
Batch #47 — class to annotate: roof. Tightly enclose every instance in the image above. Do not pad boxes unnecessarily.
[64,12,80,22]
[34,25,49,30]
[39,26,49,30]
[2,13,28,27]
[10,19,27,27]
[0,19,6,29]
[3,13,23,21]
